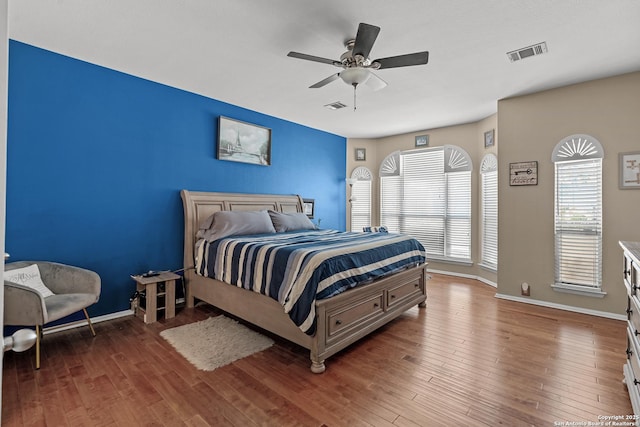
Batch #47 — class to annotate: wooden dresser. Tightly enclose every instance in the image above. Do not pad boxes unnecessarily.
[621,241,640,416]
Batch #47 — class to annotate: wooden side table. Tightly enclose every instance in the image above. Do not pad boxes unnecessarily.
[131,271,179,323]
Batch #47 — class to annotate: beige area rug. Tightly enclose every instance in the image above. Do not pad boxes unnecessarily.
[160,316,274,371]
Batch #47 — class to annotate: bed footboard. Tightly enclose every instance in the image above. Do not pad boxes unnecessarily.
[310,264,427,373]
[185,263,427,373]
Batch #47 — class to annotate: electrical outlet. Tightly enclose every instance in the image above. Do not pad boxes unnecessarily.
[521,282,530,296]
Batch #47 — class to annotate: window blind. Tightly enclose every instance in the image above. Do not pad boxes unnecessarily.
[446,171,471,259]
[350,180,371,231]
[481,169,498,269]
[554,158,602,288]
[380,147,471,262]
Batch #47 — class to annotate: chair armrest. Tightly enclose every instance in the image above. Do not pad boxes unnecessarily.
[3,281,47,325]
[36,262,101,298]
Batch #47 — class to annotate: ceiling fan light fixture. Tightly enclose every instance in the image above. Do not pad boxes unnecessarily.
[340,68,371,86]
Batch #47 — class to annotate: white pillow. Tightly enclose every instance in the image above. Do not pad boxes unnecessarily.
[4,264,54,298]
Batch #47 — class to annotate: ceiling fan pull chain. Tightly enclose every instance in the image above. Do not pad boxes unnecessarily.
[353,84,357,111]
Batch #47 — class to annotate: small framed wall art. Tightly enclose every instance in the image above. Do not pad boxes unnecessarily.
[619,151,640,189]
[484,129,495,148]
[509,161,538,186]
[415,135,429,147]
[303,198,315,218]
[355,148,366,161]
[217,116,271,166]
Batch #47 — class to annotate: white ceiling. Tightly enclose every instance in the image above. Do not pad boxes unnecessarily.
[8,0,640,139]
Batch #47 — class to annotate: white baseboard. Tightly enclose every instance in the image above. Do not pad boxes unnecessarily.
[475,275,497,288]
[494,292,625,321]
[43,297,188,336]
[428,268,624,321]
[427,268,497,288]
[43,309,134,336]
[44,284,623,337]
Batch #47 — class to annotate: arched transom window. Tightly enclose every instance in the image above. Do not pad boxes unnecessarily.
[349,166,372,232]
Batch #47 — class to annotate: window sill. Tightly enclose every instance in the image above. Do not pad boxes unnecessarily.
[551,283,606,298]
[428,256,473,267]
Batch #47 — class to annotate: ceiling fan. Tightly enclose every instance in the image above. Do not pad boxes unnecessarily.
[287,22,429,109]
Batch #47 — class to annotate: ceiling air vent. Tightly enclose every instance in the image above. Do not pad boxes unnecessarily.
[324,101,347,110]
[507,42,548,62]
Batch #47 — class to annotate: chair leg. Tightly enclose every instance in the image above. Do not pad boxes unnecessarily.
[83,308,96,337]
[33,310,94,370]
[35,324,41,370]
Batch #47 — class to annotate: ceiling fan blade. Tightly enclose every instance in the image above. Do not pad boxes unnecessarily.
[352,23,380,59]
[373,51,429,69]
[310,73,340,88]
[287,51,341,66]
[365,72,387,91]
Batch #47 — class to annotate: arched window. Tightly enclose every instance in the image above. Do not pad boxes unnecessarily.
[380,145,472,263]
[480,154,498,271]
[348,166,372,231]
[552,134,605,296]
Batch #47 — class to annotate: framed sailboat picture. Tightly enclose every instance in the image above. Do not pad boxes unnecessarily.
[217,116,272,166]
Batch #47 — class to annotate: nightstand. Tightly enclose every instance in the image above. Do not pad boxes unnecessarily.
[131,271,179,323]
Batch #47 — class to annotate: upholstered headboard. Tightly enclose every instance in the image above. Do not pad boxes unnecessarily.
[180,190,304,270]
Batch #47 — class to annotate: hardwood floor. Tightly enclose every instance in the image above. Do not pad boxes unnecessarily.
[2,274,633,426]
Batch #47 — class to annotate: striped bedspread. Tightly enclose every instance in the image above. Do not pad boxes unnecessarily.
[195,229,426,334]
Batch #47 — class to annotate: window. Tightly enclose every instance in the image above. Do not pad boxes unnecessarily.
[480,154,498,271]
[380,146,472,263]
[552,134,605,296]
[349,166,372,232]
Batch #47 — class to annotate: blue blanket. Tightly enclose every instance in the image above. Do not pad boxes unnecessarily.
[196,229,426,334]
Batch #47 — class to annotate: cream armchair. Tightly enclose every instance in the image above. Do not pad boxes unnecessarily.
[4,261,101,369]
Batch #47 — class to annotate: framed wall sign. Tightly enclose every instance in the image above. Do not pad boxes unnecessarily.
[415,134,429,147]
[355,148,366,161]
[217,116,271,166]
[509,161,538,186]
[619,151,640,189]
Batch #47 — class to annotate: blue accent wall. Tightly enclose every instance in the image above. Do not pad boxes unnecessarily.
[6,40,346,320]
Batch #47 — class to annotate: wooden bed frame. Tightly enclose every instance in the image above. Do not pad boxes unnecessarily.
[181,190,428,373]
